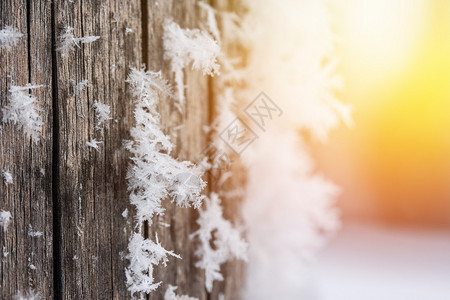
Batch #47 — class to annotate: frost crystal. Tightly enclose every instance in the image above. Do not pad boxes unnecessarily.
[2,170,13,184]
[164,285,198,300]
[2,84,44,142]
[0,26,23,49]
[57,26,100,57]
[0,210,12,232]
[125,67,206,296]
[125,233,180,295]
[125,67,204,226]
[93,101,112,130]
[28,225,43,237]
[191,193,247,292]
[86,139,102,151]
[13,289,40,300]
[71,79,88,96]
[163,19,220,106]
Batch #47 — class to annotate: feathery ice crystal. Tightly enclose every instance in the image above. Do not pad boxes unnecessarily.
[0,26,23,49]
[164,285,198,300]
[13,289,40,300]
[57,26,100,57]
[126,233,180,295]
[93,101,112,131]
[191,193,247,292]
[0,210,12,232]
[2,170,13,184]
[163,19,220,106]
[125,67,206,296]
[2,84,44,142]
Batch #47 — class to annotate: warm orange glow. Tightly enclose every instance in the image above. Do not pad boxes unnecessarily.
[315,0,450,225]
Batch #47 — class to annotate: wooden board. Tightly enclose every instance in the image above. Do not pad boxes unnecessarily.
[1,0,242,299]
[52,1,142,298]
[0,0,54,298]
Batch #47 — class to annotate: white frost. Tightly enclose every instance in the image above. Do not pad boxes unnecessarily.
[86,139,102,151]
[13,289,40,300]
[191,193,247,292]
[28,225,43,237]
[164,285,198,300]
[93,101,112,131]
[57,26,100,57]
[2,170,13,184]
[125,233,180,295]
[2,84,44,142]
[163,19,220,106]
[71,79,88,96]
[125,67,206,296]
[0,210,12,232]
[0,26,23,49]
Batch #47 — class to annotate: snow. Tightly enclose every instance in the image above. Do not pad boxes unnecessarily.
[86,139,102,151]
[28,225,43,237]
[164,285,198,300]
[2,84,44,142]
[163,19,220,106]
[2,170,13,184]
[0,210,12,232]
[313,222,450,300]
[13,289,40,300]
[72,79,88,96]
[0,26,23,49]
[125,67,206,296]
[93,101,112,131]
[56,26,100,57]
[125,233,180,295]
[191,193,247,292]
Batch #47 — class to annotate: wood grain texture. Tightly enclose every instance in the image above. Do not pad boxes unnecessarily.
[145,1,210,299]
[0,0,54,299]
[53,0,142,299]
[1,0,243,299]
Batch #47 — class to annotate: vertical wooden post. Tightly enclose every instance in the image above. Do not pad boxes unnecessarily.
[0,1,54,299]
[52,1,142,298]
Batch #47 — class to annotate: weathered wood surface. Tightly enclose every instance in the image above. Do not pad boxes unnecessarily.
[146,1,210,299]
[0,0,54,299]
[1,0,241,299]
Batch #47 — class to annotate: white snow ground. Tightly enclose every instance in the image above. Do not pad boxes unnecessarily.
[313,222,450,300]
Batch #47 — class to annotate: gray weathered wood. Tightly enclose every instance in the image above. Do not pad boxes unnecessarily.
[0,0,54,299]
[1,0,243,299]
[53,0,142,299]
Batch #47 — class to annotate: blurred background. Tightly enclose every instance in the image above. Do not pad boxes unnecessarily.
[314,0,450,227]
[310,0,450,298]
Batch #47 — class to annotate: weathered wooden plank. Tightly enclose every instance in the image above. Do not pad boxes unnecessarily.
[145,1,210,299]
[53,1,142,298]
[0,0,54,299]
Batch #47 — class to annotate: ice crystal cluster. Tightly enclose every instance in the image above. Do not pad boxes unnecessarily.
[0,26,23,49]
[126,7,247,296]
[2,170,13,184]
[125,67,206,296]
[0,210,12,232]
[163,18,220,106]
[56,26,100,57]
[191,193,247,292]
[2,84,44,142]
[232,0,353,299]
[13,289,40,300]
[93,101,112,131]
[164,285,198,300]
